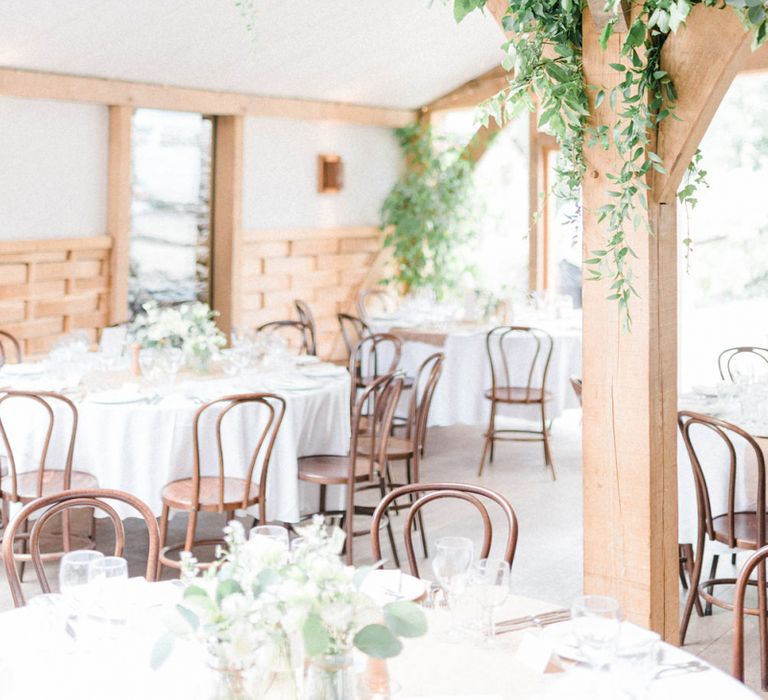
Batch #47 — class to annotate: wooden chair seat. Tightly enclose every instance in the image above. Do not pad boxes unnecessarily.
[484,386,552,404]
[298,455,381,485]
[161,476,259,511]
[711,511,768,550]
[356,435,413,460]
[9,470,98,502]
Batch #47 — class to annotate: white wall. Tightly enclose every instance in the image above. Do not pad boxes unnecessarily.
[0,96,108,240]
[242,117,401,230]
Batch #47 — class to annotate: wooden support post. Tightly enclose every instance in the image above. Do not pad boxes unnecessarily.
[211,115,244,335]
[528,111,547,291]
[580,14,679,641]
[106,105,132,325]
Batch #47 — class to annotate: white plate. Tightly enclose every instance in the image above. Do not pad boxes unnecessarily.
[87,390,148,405]
[543,620,658,663]
[0,363,45,377]
[360,570,426,606]
[294,355,321,366]
[301,364,347,378]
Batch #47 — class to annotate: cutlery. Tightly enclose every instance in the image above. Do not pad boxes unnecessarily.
[653,659,709,680]
[495,609,571,635]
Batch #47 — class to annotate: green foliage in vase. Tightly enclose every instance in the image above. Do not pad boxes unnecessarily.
[380,124,479,299]
[454,0,767,327]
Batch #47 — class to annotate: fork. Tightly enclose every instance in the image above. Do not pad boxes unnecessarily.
[495,609,571,635]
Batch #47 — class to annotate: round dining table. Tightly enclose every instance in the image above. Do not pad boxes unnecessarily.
[369,316,582,427]
[0,579,754,699]
[0,357,351,522]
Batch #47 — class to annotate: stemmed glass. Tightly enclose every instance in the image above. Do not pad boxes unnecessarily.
[571,595,622,671]
[250,524,290,549]
[432,536,474,641]
[87,556,129,631]
[59,550,105,640]
[469,558,510,643]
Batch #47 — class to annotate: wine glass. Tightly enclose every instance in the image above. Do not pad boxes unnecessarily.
[469,558,510,642]
[250,524,290,549]
[432,536,474,641]
[571,595,622,671]
[87,556,129,629]
[59,550,104,595]
[87,555,128,583]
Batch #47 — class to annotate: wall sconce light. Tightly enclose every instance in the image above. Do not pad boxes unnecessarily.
[317,154,343,193]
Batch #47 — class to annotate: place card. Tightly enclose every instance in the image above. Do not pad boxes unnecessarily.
[515,632,558,674]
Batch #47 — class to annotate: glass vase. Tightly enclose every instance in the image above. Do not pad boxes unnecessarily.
[304,652,354,700]
[258,634,300,700]
[207,654,258,700]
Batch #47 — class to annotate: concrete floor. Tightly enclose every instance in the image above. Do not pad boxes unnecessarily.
[2,412,766,695]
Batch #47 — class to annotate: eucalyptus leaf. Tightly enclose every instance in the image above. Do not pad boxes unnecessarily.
[303,612,331,657]
[383,601,428,638]
[353,624,403,659]
[150,632,175,671]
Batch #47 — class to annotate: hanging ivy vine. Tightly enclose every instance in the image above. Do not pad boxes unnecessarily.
[455,0,767,326]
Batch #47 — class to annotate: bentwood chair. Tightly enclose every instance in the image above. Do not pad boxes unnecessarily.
[678,411,767,652]
[718,346,768,382]
[357,288,397,323]
[158,393,286,572]
[257,320,314,355]
[359,352,445,555]
[348,333,403,413]
[0,330,22,367]
[337,313,371,360]
[298,373,404,565]
[371,483,519,578]
[293,300,318,356]
[3,488,160,607]
[733,544,768,689]
[478,326,556,480]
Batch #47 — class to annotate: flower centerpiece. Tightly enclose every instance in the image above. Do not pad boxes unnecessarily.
[131,301,226,372]
[152,518,427,700]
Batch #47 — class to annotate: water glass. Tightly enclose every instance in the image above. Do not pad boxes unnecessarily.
[250,525,290,549]
[612,628,660,699]
[60,550,105,595]
[571,595,622,670]
[87,556,129,628]
[469,558,510,641]
[432,536,474,641]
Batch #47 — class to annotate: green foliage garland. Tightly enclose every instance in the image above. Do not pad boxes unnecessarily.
[456,0,767,326]
[380,124,479,298]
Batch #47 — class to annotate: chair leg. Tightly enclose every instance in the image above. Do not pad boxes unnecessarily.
[732,552,738,567]
[184,511,198,554]
[319,484,327,514]
[680,543,704,617]
[680,534,705,645]
[678,544,688,590]
[379,477,400,569]
[478,401,496,476]
[158,505,170,580]
[18,516,29,583]
[705,553,719,616]
[541,402,556,480]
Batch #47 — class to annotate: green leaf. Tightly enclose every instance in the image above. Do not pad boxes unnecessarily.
[383,601,428,638]
[303,613,331,657]
[176,604,200,631]
[354,624,403,659]
[216,579,243,605]
[150,632,175,671]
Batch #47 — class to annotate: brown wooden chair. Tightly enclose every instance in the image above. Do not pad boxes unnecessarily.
[370,482,519,577]
[348,332,404,413]
[2,488,160,607]
[0,330,22,367]
[158,393,286,572]
[337,313,371,360]
[733,544,768,689]
[359,352,445,555]
[298,373,404,565]
[357,288,397,323]
[293,300,318,356]
[0,391,99,568]
[257,320,314,355]
[569,375,582,406]
[678,411,767,655]
[718,346,768,382]
[478,326,555,480]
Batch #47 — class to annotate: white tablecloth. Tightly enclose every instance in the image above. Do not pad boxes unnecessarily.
[0,369,351,522]
[0,582,754,699]
[372,322,582,427]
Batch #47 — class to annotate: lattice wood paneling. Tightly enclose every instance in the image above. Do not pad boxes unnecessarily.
[0,236,112,357]
[239,226,384,360]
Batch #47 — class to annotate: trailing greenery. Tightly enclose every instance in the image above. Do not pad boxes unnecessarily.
[380,124,479,298]
[455,0,767,326]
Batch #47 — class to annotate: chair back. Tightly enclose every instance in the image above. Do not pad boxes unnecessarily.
[486,326,553,402]
[191,393,286,521]
[350,373,404,483]
[3,488,160,607]
[371,482,519,577]
[358,288,397,323]
[348,333,401,413]
[257,320,313,355]
[570,376,582,405]
[406,353,444,452]
[337,313,371,358]
[293,300,317,356]
[0,391,78,501]
[0,330,22,367]
[733,544,768,682]
[718,346,768,382]
[678,411,766,549]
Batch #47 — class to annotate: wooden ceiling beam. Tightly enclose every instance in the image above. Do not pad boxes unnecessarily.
[0,67,416,128]
[421,65,508,115]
